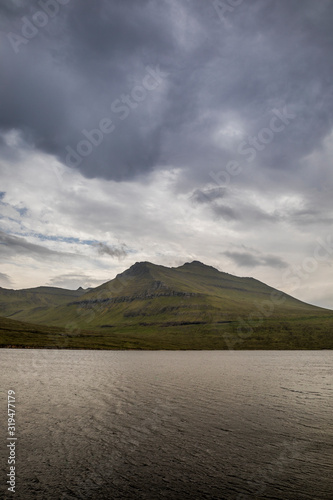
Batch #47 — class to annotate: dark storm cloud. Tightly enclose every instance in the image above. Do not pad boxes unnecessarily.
[0,0,333,187]
[0,0,173,180]
[224,251,288,269]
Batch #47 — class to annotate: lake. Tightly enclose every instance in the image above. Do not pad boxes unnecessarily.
[0,350,332,499]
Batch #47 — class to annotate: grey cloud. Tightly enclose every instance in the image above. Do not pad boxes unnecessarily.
[224,251,288,269]
[275,189,333,228]
[191,188,227,204]
[0,272,13,288]
[224,252,263,268]
[191,186,279,224]
[211,201,279,224]
[94,242,128,259]
[263,255,289,269]
[212,204,238,221]
[0,230,72,259]
[287,208,333,227]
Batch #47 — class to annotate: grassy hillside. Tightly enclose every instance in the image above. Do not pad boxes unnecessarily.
[0,286,86,320]
[1,314,332,350]
[0,261,332,349]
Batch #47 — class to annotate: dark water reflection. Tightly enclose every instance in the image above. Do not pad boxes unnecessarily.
[0,350,332,499]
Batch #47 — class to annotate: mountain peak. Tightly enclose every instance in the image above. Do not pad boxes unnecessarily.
[185,260,206,266]
[131,261,151,270]
[120,261,153,277]
[181,260,220,272]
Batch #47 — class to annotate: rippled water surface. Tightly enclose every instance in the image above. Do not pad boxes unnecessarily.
[0,350,332,499]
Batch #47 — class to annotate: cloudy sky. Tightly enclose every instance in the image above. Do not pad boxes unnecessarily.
[0,0,332,308]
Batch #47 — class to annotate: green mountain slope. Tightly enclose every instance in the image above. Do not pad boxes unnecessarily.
[0,316,70,348]
[0,261,332,349]
[0,286,86,320]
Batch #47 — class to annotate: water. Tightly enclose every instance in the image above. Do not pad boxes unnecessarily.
[0,350,332,499]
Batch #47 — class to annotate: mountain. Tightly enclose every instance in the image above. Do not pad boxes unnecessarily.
[0,261,332,349]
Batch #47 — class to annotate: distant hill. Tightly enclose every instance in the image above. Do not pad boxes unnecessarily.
[0,261,332,349]
[0,286,86,320]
